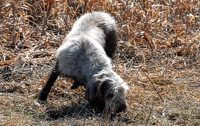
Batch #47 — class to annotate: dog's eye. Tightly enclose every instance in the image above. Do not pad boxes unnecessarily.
[109,94,114,98]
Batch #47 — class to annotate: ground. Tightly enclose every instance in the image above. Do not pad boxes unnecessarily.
[0,0,200,125]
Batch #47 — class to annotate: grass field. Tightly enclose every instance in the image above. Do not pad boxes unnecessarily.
[0,0,200,125]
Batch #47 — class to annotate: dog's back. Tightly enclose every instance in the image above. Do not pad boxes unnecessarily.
[67,12,117,57]
[69,12,116,38]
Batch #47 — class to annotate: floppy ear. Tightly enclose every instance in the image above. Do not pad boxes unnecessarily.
[85,84,98,102]
[85,80,110,103]
[99,81,109,96]
[85,80,107,101]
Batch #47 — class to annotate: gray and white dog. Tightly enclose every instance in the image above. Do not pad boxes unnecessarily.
[38,12,129,113]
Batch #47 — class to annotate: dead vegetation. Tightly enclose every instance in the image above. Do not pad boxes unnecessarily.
[0,0,199,125]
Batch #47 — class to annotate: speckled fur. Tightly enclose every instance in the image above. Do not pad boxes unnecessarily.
[38,12,129,113]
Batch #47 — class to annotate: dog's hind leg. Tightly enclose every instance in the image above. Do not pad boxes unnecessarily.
[38,61,59,103]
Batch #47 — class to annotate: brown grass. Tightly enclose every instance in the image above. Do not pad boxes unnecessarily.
[0,0,199,125]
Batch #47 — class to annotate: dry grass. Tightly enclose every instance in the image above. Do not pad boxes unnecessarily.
[0,0,200,125]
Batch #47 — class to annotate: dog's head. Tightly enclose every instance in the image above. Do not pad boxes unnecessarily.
[86,71,129,113]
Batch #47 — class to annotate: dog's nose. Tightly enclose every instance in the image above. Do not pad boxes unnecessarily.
[116,103,127,113]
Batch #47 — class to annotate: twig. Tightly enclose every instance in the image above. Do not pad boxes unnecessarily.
[62,12,68,30]
[11,1,16,47]
[169,0,174,22]
[145,105,153,126]
[140,67,164,102]
[41,1,53,36]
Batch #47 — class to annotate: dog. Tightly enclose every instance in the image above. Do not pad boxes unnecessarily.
[38,12,129,113]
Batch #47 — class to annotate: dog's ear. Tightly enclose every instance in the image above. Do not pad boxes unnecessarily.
[85,83,98,102]
[99,81,109,96]
[99,80,115,99]
[85,80,111,102]
[85,80,106,101]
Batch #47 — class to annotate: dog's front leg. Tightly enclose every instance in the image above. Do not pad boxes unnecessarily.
[38,62,59,103]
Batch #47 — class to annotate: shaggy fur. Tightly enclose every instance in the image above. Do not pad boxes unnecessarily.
[38,12,129,113]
